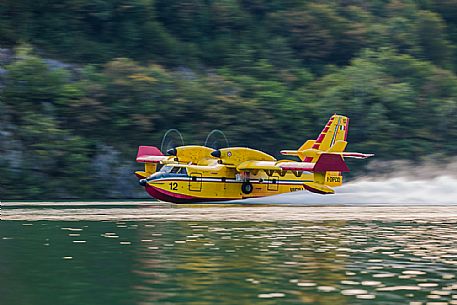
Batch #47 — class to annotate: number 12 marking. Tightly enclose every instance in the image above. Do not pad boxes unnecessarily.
[169,182,178,190]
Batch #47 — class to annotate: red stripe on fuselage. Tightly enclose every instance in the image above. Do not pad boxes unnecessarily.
[145,184,234,203]
[144,180,310,203]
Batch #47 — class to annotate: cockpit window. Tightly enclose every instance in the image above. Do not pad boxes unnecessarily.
[158,166,187,175]
[160,166,173,173]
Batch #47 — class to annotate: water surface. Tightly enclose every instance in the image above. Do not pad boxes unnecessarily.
[2,203,457,305]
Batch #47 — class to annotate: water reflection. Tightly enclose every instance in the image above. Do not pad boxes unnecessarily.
[1,219,457,305]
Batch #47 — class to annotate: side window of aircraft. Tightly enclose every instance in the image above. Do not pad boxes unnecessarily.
[178,167,188,175]
[171,167,180,173]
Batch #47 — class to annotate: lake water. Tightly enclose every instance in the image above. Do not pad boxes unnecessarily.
[2,201,457,305]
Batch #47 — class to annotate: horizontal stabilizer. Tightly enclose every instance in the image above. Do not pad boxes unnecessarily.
[340,152,374,159]
[280,150,299,157]
[298,140,316,151]
[280,140,316,158]
[136,146,167,163]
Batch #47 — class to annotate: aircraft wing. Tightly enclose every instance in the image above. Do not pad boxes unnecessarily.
[277,162,315,171]
[236,154,350,173]
[236,161,281,171]
[136,146,169,163]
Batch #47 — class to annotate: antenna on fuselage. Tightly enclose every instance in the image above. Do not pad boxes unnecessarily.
[160,129,184,155]
[204,129,229,149]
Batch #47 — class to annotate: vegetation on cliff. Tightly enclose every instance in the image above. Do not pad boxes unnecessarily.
[1,0,457,198]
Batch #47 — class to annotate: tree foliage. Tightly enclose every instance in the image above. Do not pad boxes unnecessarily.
[1,0,457,198]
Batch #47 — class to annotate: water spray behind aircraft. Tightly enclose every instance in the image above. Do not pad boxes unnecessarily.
[243,175,457,205]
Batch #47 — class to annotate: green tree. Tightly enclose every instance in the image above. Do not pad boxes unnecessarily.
[416,10,454,69]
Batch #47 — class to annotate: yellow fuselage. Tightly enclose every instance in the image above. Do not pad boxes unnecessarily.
[142,163,327,203]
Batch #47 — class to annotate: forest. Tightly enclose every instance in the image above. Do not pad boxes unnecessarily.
[1,0,457,199]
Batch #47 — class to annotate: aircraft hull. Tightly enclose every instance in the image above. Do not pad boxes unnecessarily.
[145,183,233,204]
[142,175,328,203]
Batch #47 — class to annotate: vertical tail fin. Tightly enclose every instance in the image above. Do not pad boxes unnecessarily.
[280,114,350,162]
[303,114,349,162]
[311,114,349,151]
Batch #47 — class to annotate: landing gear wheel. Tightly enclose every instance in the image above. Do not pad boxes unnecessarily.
[241,182,253,194]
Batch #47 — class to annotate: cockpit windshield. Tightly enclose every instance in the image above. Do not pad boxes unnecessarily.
[160,166,173,173]
[147,165,188,181]
[159,166,187,175]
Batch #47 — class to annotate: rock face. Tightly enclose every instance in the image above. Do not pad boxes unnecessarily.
[0,48,148,200]
[0,48,13,87]
[0,99,21,172]
[91,145,148,198]
[0,48,13,64]
[0,133,148,199]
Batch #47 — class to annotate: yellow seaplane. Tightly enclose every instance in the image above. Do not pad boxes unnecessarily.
[135,114,373,203]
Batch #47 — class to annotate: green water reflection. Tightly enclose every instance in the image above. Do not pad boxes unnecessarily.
[1,220,457,305]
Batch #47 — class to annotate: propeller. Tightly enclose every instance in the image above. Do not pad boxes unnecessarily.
[160,129,184,156]
[204,129,229,150]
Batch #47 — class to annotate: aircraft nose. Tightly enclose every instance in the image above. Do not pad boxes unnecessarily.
[139,179,147,186]
[211,150,221,158]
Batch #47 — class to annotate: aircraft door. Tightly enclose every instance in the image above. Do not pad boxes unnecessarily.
[189,173,202,192]
[267,175,279,191]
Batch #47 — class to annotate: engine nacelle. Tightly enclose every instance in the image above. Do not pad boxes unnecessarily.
[171,145,216,164]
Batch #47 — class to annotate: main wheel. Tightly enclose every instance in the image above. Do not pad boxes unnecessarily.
[241,182,253,194]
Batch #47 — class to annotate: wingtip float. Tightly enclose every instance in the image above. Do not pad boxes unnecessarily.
[135,114,374,203]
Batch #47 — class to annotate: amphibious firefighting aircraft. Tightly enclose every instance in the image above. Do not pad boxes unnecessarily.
[135,114,373,203]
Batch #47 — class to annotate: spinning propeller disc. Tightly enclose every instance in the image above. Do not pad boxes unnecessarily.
[160,129,184,155]
[159,129,229,155]
[204,129,229,150]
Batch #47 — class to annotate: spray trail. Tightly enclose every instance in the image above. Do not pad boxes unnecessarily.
[242,176,457,205]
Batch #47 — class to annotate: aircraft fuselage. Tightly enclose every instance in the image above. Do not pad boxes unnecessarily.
[140,164,314,203]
